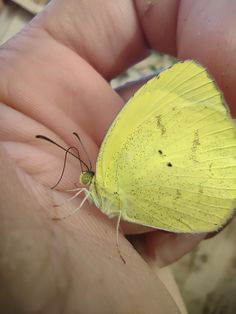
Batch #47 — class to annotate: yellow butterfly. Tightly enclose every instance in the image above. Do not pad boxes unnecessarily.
[88,60,236,233]
[38,60,236,238]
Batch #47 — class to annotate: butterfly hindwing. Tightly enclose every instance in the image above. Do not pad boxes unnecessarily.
[93,61,236,232]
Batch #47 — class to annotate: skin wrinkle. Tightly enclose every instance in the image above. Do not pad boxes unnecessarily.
[0,150,70,313]
[48,228,72,314]
[37,0,148,79]
[0,31,117,150]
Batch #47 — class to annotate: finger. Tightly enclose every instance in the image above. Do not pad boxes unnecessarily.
[35,0,149,79]
[145,231,206,267]
[135,0,179,56]
[136,0,236,115]
[0,40,123,148]
[127,231,206,267]
[176,0,236,115]
[0,103,89,188]
[36,0,236,117]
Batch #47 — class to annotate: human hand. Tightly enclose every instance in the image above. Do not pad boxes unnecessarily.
[0,1,235,313]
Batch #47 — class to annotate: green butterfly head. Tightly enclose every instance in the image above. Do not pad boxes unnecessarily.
[80,170,95,186]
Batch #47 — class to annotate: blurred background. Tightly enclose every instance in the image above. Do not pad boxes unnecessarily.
[1,2,235,313]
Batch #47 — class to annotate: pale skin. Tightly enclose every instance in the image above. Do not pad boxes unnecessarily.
[0,0,236,313]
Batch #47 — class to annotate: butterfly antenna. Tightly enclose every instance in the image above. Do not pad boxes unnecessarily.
[73,132,92,171]
[36,135,89,172]
[51,146,81,190]
[116,211,126,264]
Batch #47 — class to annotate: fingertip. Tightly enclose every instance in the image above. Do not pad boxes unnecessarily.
[145,231,206,267]
[135,0,179,55]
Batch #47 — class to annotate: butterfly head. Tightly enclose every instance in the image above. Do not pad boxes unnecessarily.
[80,170,95,186]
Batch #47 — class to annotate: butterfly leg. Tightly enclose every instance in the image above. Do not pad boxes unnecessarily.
[115,211,126,264]
[52,188,90,220]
